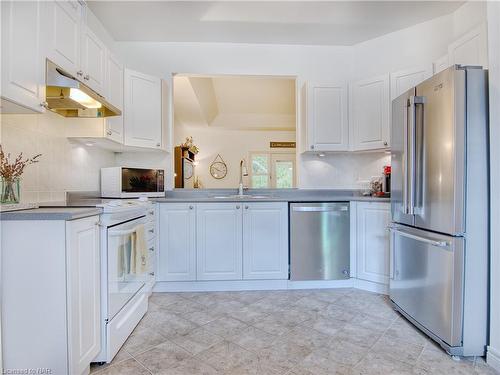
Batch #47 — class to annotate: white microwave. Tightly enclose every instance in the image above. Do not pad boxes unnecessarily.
[101,167,165,198]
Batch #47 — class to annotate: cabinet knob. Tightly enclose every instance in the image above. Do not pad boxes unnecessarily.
[76,70,83,76]
[40,101,48,108]
[189,206,194,210]
[384,141,388,146]
[245,205,249,210]
[149,272,155,276]
[149,247,154,252]
[148,228,154,233]
[148,210,154,215]
[156,143,161,147]
[106,130,112,136]
[236,205,240,209]
[84,74,90,80]
[310,145,315,150]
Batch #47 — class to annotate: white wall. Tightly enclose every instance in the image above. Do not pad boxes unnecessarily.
[487,2,500,371]
[174,124,296,188]
[113,3,485,190]
[0,112,115,203]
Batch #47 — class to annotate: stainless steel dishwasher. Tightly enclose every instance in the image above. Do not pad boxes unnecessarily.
[290,202,350,280]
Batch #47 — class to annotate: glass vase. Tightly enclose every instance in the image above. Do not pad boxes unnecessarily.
[1,178,20,204]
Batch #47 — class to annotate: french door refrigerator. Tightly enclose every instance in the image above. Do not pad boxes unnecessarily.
[390,65,489,356]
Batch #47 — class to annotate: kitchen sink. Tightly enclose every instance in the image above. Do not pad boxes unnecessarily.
[212,194,271,199]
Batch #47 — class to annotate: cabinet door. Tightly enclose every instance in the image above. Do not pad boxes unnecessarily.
[80,25,106,95]
[44,0,82,76]
[158,204,196,281]
[124,69,162,149]
[307,82,349,151]
[390,65,433,100]
[197,203,243,281]
[243,203,289,280]
[448,24,488,68]
[105,53,124,143]
[350,74,390,150]
[66,216,100,375]
[433,55,449,74]
[356,202,391,284]
[1,0,45,113]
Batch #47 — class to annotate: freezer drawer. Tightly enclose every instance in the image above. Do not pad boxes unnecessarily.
[290,203,350,281]
[389,225,464,347]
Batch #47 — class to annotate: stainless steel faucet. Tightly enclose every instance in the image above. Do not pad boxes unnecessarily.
[238,159,248,196]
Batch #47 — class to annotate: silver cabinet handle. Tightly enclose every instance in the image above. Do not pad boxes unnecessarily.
[388,227,449,248]
[189,206,194,210]
[245,205,249,210]
[156,143,161,147]
[149,272,155,276]
[148,228,154,233]
[384,141,388,146]
[40,101,48,108]
[148,247,154,252]
[84,74,90,80]
[77,70,83,76]
[148,210,154,215]
[236,205,240,209]
[106,130,112,136]
[310,145,315,150]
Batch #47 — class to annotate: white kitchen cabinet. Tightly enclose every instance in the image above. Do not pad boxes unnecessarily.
[356,202,391,285]
[124,68,163,149]
[448,24,488,68]
[105,52,125,143]
[80,24,107,95]
[242,202,289,280]
[44,0,82,77]
[196,203,243,281]
[1,215,100,375]
[1,0,46,113]
[66,216,101,375]
[390,65,433,100]
[433,54,450,74]
[306,82,349,152]
[350,74,390,151]
[158,203,196,281]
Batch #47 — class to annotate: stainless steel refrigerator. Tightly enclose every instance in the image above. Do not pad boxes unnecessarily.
[389,65,489,356]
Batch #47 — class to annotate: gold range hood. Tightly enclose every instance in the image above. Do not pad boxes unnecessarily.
[45,60,121,118]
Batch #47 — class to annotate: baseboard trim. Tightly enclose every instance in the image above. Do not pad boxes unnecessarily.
[354,279,389,295]
[154,278,386,294]
[487,346,500,371]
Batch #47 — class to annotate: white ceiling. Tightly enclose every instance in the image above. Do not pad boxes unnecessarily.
[173,75,296,130]
[88,1,464,46]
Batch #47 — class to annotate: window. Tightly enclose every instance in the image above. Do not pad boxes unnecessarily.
[249,152,296,188]
[250,154,270,188]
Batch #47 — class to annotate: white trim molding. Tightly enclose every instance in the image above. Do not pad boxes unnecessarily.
[487,2,500,372]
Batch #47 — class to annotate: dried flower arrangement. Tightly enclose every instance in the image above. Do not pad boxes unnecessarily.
[180,136,199,155]
[0,145,41,203]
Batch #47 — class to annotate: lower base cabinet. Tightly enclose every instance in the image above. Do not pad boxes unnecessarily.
[1,216,100,375]
[158,202,289,282]
[355,202,391,285]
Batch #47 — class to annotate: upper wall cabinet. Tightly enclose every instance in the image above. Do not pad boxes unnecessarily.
[44,0,82,77]
[305,82,349,152]
[80,25,107,95]
[105,53,124,144]
[1,0,46,113]
[124,69,163,149]
[448,24,488,68]
[350,74,390,151]
[390,65,433,100]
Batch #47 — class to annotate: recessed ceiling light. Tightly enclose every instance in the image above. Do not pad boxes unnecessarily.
[317,153,326,157]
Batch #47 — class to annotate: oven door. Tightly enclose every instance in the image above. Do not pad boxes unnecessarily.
[107,216,149,320]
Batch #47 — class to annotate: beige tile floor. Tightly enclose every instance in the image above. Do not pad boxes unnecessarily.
[91,288,498,375]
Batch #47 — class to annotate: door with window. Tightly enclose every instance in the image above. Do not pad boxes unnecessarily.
[249,152,296,188]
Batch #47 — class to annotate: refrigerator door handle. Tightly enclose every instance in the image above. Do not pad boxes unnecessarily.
[388,226,450,248]
[403,103,409,215]
[408,96,426,215]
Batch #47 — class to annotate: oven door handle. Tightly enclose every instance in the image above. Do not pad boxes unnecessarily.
[109,224,145,237]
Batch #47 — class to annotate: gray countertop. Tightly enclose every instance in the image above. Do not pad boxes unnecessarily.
[154,189,390,203]
[0,207,102,221]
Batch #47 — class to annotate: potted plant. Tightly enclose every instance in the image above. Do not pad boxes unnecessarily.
[0,145,41,204]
